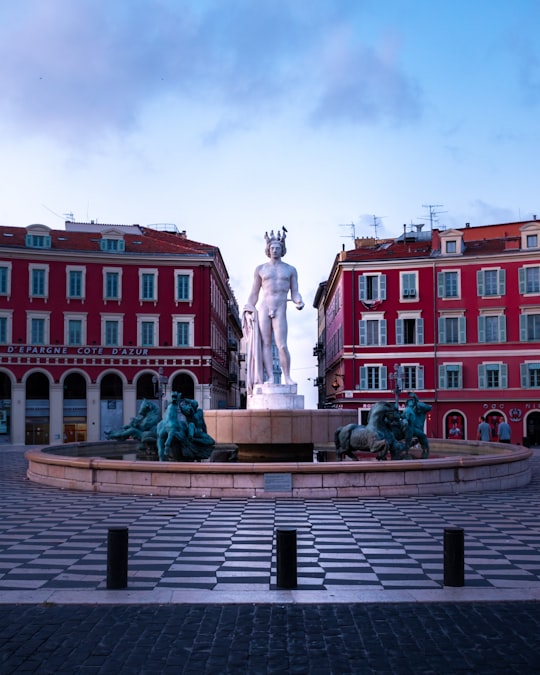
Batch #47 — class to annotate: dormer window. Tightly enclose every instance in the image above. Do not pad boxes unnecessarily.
[100,229,125,252]
[439,229,463,256]
[25,224,51,249]
[520,222,540,250]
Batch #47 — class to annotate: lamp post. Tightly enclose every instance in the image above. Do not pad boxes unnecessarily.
[390,364,404,407]
[152,367,168,417]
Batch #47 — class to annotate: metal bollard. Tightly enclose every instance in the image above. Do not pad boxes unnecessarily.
[276,528,297,589]
[107,526,128,589]
[443,527,464,587]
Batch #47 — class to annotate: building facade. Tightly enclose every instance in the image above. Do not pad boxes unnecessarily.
[0,221,243,445]
[314,220,540,446]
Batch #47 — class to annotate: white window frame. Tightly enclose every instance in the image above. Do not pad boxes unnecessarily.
[400,272,418,300]
[28,264,49,300]
[396,312,424,345]
[438,313,466,344]
[174,270,194,304]
[26,311,51,345]
[0,310,13,344]
[137,314,160,347]
[64,312,88,346]
[359,312,386,346]
[519,265,540,295]
[358,365,387,390]
[520,310,540,342]
[139,269,158,303]
[478,362,508,389]
[478,311,506,343]
[101,313,124,347]
[476,268,505,297]
[359,274,386,304]
[520,223,540,250]
[521,362,540,388]
[439,363,463,389]
[437,269,461,299]
[172,314,195,347]
[103,267,123,302]
[66,265,86,301]
[0,262,12,299]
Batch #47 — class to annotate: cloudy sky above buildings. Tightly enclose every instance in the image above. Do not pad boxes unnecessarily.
[1,0,539,407]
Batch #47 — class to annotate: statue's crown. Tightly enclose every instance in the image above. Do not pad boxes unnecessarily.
[264,229,286,246]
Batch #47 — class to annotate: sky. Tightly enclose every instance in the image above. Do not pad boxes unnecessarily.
[1,0,540,409]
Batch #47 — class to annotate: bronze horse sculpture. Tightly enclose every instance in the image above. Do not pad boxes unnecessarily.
[334,401,409,461]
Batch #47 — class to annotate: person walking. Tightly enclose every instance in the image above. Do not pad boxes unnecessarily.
[497,419,512,443]
[477,416,491,441]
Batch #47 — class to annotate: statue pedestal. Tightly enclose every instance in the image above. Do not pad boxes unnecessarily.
[247,383,304,410]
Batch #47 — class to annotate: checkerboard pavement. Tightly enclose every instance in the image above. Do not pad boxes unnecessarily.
[1,445,540,594]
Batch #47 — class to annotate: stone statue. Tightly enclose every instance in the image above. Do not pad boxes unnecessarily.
[334,394,432,461]
[242,229,304,393]
[105,399,160,448]
[156,392,215,461]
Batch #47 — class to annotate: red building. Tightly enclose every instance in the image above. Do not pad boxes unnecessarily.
[0,221,243,445]
[314,219,540,446]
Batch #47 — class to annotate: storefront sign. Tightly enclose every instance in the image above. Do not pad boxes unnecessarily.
[5,345,150,356]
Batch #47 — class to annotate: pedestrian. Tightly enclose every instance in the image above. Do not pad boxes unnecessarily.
[497,419,511,443]
[477,416,491,441]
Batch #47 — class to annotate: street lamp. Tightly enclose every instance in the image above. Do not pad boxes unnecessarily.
[152,367,168,416]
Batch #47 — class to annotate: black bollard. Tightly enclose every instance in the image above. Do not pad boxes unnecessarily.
[276,528,297,589]
[443,527,464,587]
[107,527,128,589]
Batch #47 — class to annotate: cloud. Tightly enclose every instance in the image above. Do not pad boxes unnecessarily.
[0,0,421,145]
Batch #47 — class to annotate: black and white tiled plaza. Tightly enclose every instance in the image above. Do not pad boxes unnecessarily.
[1,445,540,602]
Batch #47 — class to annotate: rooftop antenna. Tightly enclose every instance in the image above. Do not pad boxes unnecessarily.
[370,215,385,240]
[339,221,356,243]
[421,204,446,231]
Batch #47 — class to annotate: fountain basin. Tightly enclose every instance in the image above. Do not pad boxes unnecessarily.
[25,439,532,498]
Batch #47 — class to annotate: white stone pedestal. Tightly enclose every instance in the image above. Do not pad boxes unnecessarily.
[247,383,304,410]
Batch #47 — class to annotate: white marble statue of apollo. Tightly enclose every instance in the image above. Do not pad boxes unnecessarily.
[242,230,304,394]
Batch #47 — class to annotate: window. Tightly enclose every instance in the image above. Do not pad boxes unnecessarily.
[521,363,540,387]
[359,316,386,346]
[104,321,119,346]
[477,268,505,296]
[137,314,159,347]
[520,313,540,341]
[0,316,7,343]
[30,266,48,298]
[103,269,122,301]
[0,264,11,296]
[445,240,457,254]
[396,316,424,345]
[359,274,386,303]
[64,313,87,346]
[176,322,190,346]
[438,316,466,344]
[400,272,418,299]
[101,313,123,346]
[67,267,85,300]
[359,365,387,390]
[68,319,82,346]
[25,233,51,248]
[172,315,194,348]
[437,271,459,298]
[478,363,508,389]
[527,234,538,248]
[403,365,424,390]
[139,269,158,302]
[175,271,193,302]
[519,266,540,294]
[439,364,463,389]
[100,238,125,252]
[26,312,50,344]
[31,318,45,344]
[478,315,506,343]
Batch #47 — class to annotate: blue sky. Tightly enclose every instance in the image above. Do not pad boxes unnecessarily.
[1,0,539,408]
